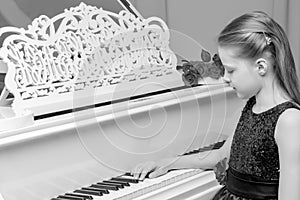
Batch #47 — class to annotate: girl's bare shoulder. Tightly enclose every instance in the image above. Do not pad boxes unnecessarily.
[277,108,300,128]
[275,108,300,147]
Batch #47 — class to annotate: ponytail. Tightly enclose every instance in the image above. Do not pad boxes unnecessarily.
[270,23,300,105]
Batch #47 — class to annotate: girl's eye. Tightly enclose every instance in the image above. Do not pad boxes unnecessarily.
[227,69,234,74]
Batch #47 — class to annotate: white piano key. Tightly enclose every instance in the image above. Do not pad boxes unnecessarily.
[133,170,217,200]
[75,169,205,200]
[61,169,193,200]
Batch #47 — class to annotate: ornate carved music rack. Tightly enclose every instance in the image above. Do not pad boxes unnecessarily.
[0,2,181,119]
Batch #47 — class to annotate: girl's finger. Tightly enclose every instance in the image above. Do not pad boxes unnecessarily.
[149,168,167,179]
[132,165,144,179]
[139,167,151,180]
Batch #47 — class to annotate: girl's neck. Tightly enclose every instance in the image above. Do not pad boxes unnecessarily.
[253,80,290,113]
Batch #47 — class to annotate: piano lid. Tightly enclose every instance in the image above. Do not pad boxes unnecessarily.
[117,0,144,19]
[0,2,182,117]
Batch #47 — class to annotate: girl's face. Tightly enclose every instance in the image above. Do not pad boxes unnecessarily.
[218,46,262,99]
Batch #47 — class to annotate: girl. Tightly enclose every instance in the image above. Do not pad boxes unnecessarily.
[131,11,300,200]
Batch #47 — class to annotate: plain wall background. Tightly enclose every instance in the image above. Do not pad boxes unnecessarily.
[0,0,285,59]
[166,0,276,60]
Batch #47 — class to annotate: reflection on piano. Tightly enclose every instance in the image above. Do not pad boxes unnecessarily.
[0,2,245,200]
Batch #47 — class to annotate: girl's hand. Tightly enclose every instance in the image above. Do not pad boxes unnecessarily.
[130,160,170,180]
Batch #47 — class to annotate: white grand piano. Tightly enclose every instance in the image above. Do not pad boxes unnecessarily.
[0,2,245,200]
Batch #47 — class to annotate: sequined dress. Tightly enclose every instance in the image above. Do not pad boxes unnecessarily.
[212,96,300,200]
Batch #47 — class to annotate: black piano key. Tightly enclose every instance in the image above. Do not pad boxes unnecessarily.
[81,186,109,194]
[111,177,140,183]
[97,181,125,188]
[103,180,130,187]
[190,150,199,153]
[82,186,109,194]
[182,140,226,156]
[213,141,226,148]
[123,172,132,176]
[65,193,93,200]
[91,183,119,191]
[74,190,102,196]
[57,195,85,200]
[88,185,110,194]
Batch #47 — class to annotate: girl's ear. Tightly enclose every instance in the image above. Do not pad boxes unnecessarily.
[255,58,268,76]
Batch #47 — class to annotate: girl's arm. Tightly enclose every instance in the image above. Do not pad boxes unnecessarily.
[275,108,300,200]
[170,133,233,171]
[132,134,233,180]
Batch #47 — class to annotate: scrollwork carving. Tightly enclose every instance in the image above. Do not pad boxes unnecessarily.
[0,2,177,115]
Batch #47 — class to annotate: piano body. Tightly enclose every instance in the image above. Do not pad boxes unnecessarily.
[0,2,245,200]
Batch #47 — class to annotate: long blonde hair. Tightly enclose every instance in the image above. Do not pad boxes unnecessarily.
[218,11,300,105]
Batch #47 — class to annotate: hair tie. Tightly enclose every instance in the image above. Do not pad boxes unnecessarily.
[263,32,271,45]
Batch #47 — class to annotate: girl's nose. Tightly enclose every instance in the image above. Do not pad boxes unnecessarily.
[223,76,231,84]
[222,71,231,84]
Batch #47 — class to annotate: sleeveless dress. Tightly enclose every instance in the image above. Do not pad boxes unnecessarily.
[212,96,300,200]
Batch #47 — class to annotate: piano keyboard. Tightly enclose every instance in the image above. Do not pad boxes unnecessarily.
[51,141,225,200]
[181,140,225,156]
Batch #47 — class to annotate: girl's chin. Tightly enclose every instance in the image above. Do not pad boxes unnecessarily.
[231,87,248,99]
[235,91,249,99]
